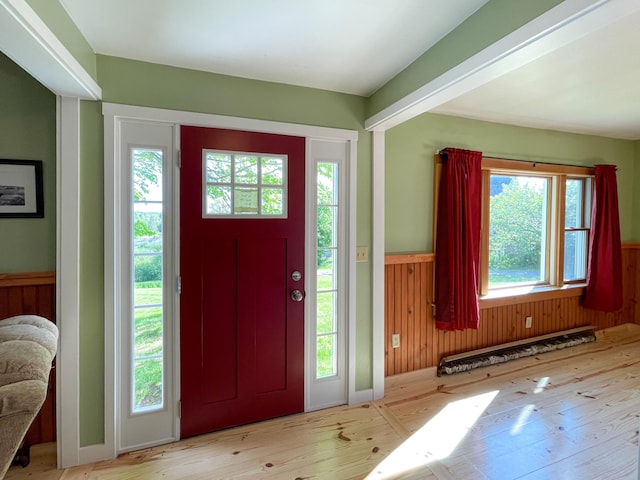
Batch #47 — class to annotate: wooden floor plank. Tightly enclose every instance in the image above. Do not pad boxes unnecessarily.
[6,324,640,480]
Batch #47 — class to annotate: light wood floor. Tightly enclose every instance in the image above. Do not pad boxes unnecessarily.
[7,324,640,480]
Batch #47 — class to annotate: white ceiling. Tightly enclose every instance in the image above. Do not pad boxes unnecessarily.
[58,0,490,97]
[431,8,640,140]
[57,0,640,140]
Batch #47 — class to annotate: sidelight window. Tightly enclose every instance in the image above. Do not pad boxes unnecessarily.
[316,162,339,378]
[131,148,165,413]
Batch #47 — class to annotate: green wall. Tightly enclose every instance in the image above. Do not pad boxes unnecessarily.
[385,113,636,253]
[0,53,56,273]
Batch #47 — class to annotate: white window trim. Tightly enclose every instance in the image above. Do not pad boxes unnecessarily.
[103,103,362,462]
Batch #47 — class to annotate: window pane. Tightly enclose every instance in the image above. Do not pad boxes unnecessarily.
[261,188,283,215]
[316,334,336,378]
[134,358,163,410]
[133,209,163,254]
[206,185,231,214]
[317,163,337,205]
[134,254,162,284]
[564,230,588,281]
[133,281,162,307]
[206,153,231,183]
[133,149,162,202]
[565,179,583,228]
[235,156,258,184]
[317,291,336,334]
[261,157,283,185]
[317,248,335,281]
[317,206,336,248]
[233,187,258,214]
[133,307,163,357]
[489,175,548,288]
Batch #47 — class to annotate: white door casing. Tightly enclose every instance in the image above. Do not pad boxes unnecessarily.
[104,103,363,456]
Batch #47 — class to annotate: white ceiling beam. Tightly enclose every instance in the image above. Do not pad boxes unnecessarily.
[0,0,101,100]
[365,0,640,132]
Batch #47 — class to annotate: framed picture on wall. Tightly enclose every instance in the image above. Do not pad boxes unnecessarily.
[0,159,44,218]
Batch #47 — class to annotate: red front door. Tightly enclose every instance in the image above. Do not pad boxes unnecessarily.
[180,126,305,438]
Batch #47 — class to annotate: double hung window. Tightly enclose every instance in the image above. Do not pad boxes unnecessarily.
[480,159,594,295]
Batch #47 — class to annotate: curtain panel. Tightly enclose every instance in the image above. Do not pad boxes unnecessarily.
[434,148,482,331]
[584,164,622,312]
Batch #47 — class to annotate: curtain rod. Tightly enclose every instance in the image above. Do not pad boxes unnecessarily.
[436,149,597,170]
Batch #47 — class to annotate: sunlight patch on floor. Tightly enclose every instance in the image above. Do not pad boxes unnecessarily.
[365,390,499,480]
[509,376,549,435]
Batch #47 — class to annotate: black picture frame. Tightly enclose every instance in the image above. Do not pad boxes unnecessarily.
[0,159,44,218]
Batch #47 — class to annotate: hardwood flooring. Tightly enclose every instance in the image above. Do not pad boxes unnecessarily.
[6,324,640,480]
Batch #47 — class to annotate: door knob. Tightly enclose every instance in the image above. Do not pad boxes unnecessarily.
[290,290,304,302]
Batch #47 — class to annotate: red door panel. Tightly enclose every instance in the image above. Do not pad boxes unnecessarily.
[180,126,305,438]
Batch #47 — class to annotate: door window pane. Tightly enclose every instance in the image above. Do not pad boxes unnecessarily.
[204,151,286,217]
[262,157,284,185]
[132,148,164,413]
[235,156,258,184]
[489,175,549,288]
[261,188,283,215]
[233,187,259,214]
[206,153,231,183]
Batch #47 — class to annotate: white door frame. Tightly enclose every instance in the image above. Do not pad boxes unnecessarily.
[103,102,361,458]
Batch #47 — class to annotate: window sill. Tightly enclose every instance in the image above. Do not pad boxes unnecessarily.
[480,283,586,309]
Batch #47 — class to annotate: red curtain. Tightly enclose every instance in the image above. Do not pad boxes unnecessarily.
[584,164,622,312]
[435,148,482,331]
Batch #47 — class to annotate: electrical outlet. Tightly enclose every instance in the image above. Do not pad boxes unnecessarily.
[392,333,400,348]
[525,316,532,329]
[356,246,369,262]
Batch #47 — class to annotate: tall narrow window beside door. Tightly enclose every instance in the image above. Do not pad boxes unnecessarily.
[316,162,339,378]
[131,148,165,413]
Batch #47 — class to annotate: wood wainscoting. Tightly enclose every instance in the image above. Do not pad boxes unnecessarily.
[0,271,56,445]
[384,245,640,376]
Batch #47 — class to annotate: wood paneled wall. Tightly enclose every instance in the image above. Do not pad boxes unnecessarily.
[384,246,640,376]
[0,271,56,444]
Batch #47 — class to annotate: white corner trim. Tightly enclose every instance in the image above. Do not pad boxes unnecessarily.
[0,0,101,100]
[349,388,374,406]
[365,0,640,131]
[56,96,81,468]
[347,138,359,404]
[371,131,385,401]
[102,107,118,462]
[79,444,112,466]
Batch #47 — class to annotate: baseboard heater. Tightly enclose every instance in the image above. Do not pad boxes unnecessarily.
[437,325,597,376]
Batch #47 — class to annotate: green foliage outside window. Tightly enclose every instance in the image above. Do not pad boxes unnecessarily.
[489,176,546,286]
